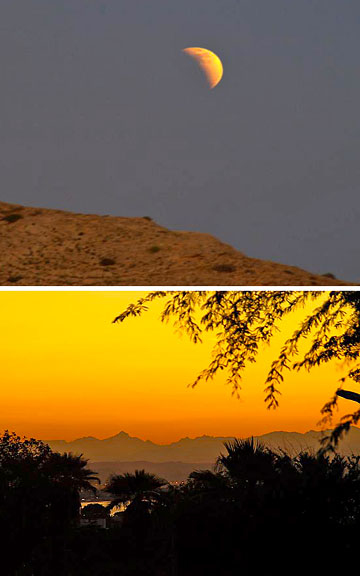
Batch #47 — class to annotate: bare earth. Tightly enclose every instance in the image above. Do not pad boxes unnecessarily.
[0,201,350,286]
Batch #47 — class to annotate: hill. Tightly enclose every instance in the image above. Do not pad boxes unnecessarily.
[0,201,349,286]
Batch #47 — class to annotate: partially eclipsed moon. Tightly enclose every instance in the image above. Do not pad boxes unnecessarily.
[183,47,223,89]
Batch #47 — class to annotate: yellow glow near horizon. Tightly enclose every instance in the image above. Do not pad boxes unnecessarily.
[0,291,352,443]
[183,47,223,89]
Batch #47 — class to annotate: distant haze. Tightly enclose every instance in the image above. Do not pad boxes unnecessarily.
[1,1,360,280]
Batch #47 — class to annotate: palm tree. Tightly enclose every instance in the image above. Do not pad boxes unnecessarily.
[41,451,100,529]
[103,470,168,513]
[215,437,277,486]
[104,469,168,510]
[42,452,100,493]
[104,470,168,556]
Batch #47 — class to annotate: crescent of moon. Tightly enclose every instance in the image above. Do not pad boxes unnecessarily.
[182,47,223,89]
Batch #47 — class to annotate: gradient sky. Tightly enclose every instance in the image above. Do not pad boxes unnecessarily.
[1,1,360,281]
[0,290,354,443]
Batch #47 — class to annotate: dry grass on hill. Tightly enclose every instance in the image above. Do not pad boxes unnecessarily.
[0,201,349,286]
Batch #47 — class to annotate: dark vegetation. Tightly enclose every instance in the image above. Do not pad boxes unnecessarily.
[148,245,161,253]
[99,258,116,267]
[7,275,23,283]
[2,213,23,224]
[2,430,360,575]
[212,263,236,273]
[323,272,337,279]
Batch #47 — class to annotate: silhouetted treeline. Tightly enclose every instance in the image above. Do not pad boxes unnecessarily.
[2,432,360,575]
[0,431,99,575]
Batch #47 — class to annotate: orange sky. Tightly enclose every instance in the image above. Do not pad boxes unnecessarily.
[0,290,352,443]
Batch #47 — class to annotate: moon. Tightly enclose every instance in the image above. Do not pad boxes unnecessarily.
[182,47,223,89]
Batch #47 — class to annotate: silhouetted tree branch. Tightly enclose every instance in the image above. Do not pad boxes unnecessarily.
[114,291,360,448]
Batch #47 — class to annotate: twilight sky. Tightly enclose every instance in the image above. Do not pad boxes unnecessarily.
[0,290,352,442]
[1,0,360,281]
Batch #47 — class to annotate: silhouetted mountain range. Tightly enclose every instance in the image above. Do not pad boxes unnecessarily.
[47,428,360,464]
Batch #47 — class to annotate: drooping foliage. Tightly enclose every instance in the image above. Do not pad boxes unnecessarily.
[114,291,360,446]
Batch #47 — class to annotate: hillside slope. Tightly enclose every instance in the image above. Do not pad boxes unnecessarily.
[0,201,349,286]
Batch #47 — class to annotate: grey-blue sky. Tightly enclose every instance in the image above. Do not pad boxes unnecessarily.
[1,0,360,280]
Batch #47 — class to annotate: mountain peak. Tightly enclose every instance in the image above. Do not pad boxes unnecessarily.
[108,431,131,439]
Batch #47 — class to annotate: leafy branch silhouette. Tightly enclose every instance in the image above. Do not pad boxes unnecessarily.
[114,291,360,449]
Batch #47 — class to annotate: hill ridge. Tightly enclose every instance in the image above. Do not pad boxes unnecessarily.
[0,201,349,286]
